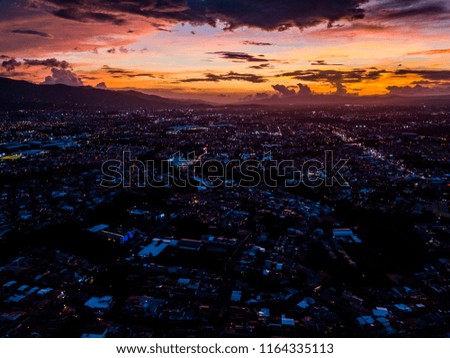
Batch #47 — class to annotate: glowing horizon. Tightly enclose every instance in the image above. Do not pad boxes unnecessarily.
[1,0,450,103]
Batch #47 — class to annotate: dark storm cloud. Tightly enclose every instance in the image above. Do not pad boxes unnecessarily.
[101,65,154,78]
[36,0,369,31]
[311,60,343,66]
[106,47,135,54]
[249,63,273,70]
[365,69,389,79]
[2,57,72,72]
[127,73,155,78]
[150,23,173,32]
[24,58,70,69]
[378,4,445,20]
[411,80,448,86]
[369,0,450,21]
[394,69,450,81]
[387,84,450,96]
[180,71,267,83]
[81,76,99,80]
[272,84,296,96]
[1,58,21,72]
[208,51,270,63]
[11,29,53,38]
[52,8,127,25]
[279,68,387,95]
[242,41,274,46]
[272,83,314,96]
[281,68,387,81]
[297,83,313,95]
[102,65,130,74]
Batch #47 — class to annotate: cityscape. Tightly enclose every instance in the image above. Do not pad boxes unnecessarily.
[0,103,449,337]
[0,0,449,339]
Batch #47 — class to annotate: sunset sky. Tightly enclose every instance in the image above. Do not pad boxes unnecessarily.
[1,0,450,103]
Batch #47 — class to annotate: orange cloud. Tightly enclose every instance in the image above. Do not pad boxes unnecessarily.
[407,49,450,56]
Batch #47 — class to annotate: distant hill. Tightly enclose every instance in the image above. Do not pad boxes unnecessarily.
[1,76,450,110]
[246,92,450,107]
[0,77,204,110]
